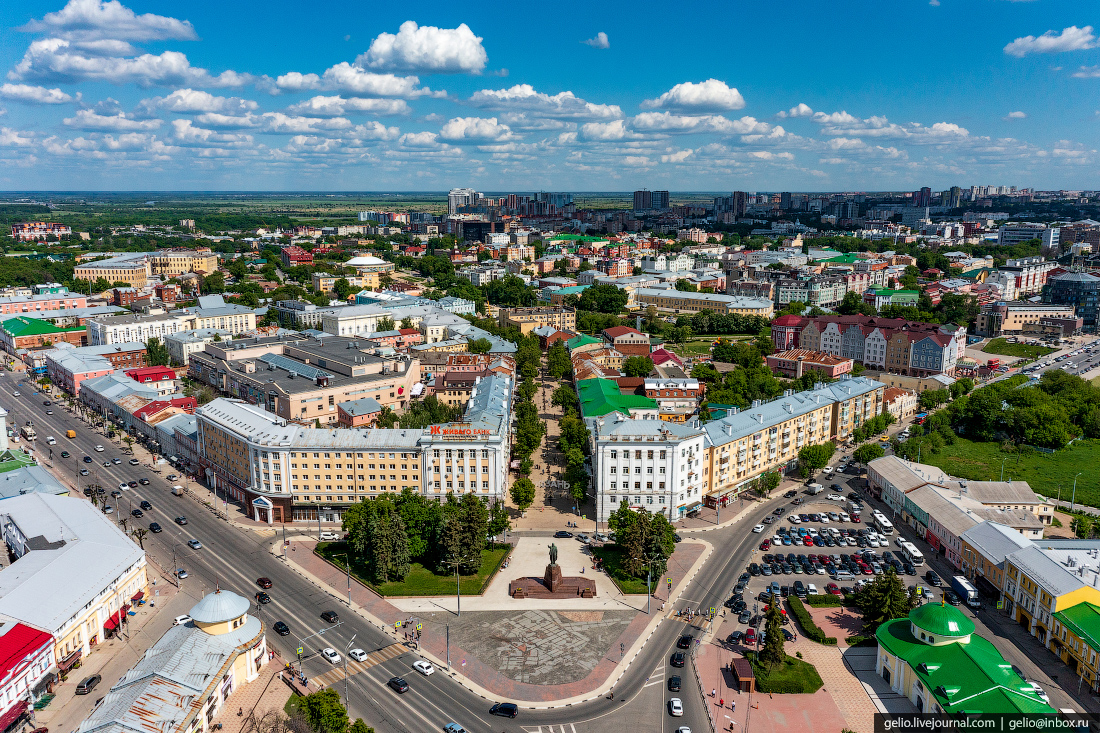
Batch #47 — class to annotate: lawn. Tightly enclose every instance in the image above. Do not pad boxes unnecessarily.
[316,541,509,597]
[590,544,651,595]
[669,335,753,357]
[983,338,1057,360]
[914,437,1100,507]
[749,654,824,694]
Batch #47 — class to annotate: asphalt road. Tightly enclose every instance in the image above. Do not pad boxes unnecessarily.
[2,372,780,733]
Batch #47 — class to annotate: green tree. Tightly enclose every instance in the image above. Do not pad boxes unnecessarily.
[853,442,885,465]
[201,271,225,294]
[575,282,629,313]
[798,441,836,479]
[400,316,414,330]
[488,499,511,539]
[377,316,396,333]
[299,689,348,733]
[622,355,654,378]
[854,567,912,633]
[552,383,577,411]
[547,341,572,379]
[510,477,535,512]
[467,337,492,354]
[349,719,374,733]
[759,598,785,668]
[674,279,698,292]
[146,337,170,366]
[333,278,354,300]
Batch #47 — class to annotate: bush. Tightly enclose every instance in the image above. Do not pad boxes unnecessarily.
[787,597,838,645]
[749,654,824,694]
[803,593,844,607]
[845,635,877,647]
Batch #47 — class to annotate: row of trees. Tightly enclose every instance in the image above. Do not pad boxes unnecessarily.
[552,383,592,506]
[343,489,509,582]
[850,412,895,444]
[606,502,677,579]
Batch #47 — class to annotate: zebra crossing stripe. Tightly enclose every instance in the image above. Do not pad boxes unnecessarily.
[311,644,405,686]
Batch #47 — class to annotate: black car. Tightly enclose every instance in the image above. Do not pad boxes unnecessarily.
[830,484,841,490]
[903,563,916,576]
[673,533,682,543]
[670,652,685,667]
[725,631,744,645]
[676,634,692,649]
[668,675,682,691]
[739,572,750,584]
[782,629,795,642]
[321,611,339,623]
[784,490,798,498]
[140,500,152,510]
[489,703,518,718]
[388,677,410,694]
[273,621,290,636]
[83,456,92,463]
[749,563,760,576]
[111,490,122,498]
[256,592,271,605]
[944,590,961,606]
[128,480,138,488]
[42,400,50,406]
[175,516,188,525]
[138,478,150,485]
[131,509,143,518]
[60,451,69,458]
[553,530,574,539]
[773,507,784,515]
[149,522,162,533]
[926,570,943,586]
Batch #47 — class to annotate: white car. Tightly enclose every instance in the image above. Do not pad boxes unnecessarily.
[173,615,191,626]
[118,483,129,491]
[319,531,339,541]
[1027,682,1049,703]
[668,698,683,717]
[676,728,692,733]
[787,515,801,524]
[819,515,830,524]
[46,436,56,445]
[826,494,843,501]
[94,445,104,452]
[348,648,367,662]
[413,660,435,676]
[839,512,850,522]
[752,524,765,534]
[321,647,341,665]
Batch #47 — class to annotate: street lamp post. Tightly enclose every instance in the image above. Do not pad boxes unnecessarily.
[336,553,352,606]
[342,634,357,706]
[1000,457,1009,482]
[1071,472,1084,511]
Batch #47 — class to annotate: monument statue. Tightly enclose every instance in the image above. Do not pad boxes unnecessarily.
[549,543,558,567]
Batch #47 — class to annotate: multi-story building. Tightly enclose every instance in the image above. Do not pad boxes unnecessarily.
[336,397,383,427]
[997,223,1048,246]
[280,245,313,267]
[882,387,918,420]
[632,289,773,317]
[311,272,372,294]
[974,302,1078,337]
[601,326,651,356]
[45,351,115,395]
[0,292,87,315]
[457,265,507,286]
[774,277,848,309]
[271,300,333,329]
[0,622,55,723]
[996,257,1057,296]
[87,313,190,346]
[11,222,71,241]
[765,349,853,379]
[0,316,85,353]
[318,304,390,338]
[1046,272,1100,331]
[794,316,964,377]
[770,314,809,351]
[74,255,151,288]
[148,250,219,276]
[195,373,512,524]
[0,494,148,663]
[164,328,233,366]
[498,306,577,335]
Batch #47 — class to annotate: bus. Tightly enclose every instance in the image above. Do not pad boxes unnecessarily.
[872,511,895,535]
[898,540,925,567]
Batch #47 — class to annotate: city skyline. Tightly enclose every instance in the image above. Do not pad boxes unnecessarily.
[0,0,1097,191]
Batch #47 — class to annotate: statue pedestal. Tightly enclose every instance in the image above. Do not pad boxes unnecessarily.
[544,564,563,592]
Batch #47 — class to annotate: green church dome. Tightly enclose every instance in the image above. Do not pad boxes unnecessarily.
[910,602,975,639]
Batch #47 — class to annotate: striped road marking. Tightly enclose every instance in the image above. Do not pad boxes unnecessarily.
[522,726,578,733]
[311,643,406,686]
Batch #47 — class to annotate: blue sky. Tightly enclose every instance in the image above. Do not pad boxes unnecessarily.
[0,0,1097,192]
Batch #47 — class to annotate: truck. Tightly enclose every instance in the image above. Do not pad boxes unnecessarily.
[807,483,824,495]
[951,575,981,608]
[66,430,76,439]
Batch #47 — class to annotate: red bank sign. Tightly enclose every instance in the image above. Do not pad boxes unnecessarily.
[430,425,490,436]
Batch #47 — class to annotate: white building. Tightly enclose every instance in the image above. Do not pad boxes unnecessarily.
[318,305,390,338]
[88,313,191,346]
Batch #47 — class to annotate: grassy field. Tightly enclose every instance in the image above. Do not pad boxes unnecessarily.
[749,654,824,694]
[316,541,508,597]
[590,545,651,594]
[982,338,1057,360]
[914,437,1100,507]
[669,335,753,357]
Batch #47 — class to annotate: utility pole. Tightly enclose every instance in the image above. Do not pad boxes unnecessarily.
[343,634,356,706]
[1072,472,1083,511]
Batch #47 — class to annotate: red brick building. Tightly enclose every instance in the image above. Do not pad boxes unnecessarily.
[766,349,853,378]
[280,245,313,267]
[770,314,810,351]
[111,288,141,307]
[601,325,651,356]
[155,282,180,303]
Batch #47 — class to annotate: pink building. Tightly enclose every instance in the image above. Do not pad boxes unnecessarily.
[45,352,115,396]
[0,293,87,314]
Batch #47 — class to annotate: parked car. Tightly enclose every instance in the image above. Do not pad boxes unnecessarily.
[173,615,191,626]
[553,530,574,538]
[75,675,101,695]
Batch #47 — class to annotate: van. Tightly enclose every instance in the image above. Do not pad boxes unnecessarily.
[171,485,185,496]
[807,484,824,495]
[793,580,807,598]
[75,674,101,695]
[66,430,76,439]
[807,583,818,596]
[834,570,855,582]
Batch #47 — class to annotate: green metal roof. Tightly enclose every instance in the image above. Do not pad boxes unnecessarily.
[876,616,1055,715]
[576,378,657,418]
[1053,602,1100,652]
[566,334,602,350]
[554,285,590,295]
[910,603,975,638]
[0,450,36,474]
[0,316,84,337]
[820,253,864,264]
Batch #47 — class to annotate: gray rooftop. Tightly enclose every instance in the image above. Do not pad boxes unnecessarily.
[338,397,383,416]
[960,521,1033,567]
[0,465,71,500]
[1005,543,1089,598]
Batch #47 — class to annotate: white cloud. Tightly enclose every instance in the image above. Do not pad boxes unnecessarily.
[63,108,161,131]
[776,103,813,118]
[581,119,630,141]
[399,131,441,148]
[21,0,198,42]
[357,21,487,74]
[140,88,257,115]
[1004,111,1027,120]
[170,119,252,145]
[0,83,75,104]
[275,63,440,99]
[809,110,969,142]
[749,151,794,160]
[1004,26,1098,57]
[1072,66,1100,78]
[273,72,320,92]
[582,32,610,49]
[660,148,693,163]
[9,38,252,87]
[0,128,34,146]
[467,84,621,120]
[347,122,401,141]
[195,112,258,129]
[286,96,411,116]
[641,79,745,112]
[631,112,770,135]
[438,116,514,143]
[812,110,860,125]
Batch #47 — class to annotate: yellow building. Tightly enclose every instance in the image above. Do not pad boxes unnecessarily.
[76,589,268,733]
[498,306,577,335]
[1003,544,1100,646]
[0,494,148,666]
[149,250,219,276]
[74,256,151,288]
[1051,602,1100,692]
[312,272,376,293]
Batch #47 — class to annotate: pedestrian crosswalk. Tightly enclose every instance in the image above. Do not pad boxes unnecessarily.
[522,725,578,733]
[311,643,406,686]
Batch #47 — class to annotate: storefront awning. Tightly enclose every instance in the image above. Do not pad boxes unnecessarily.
[130,590,144,602]
[0,701,28,732]
[684,501,703,514]
[103,604,131,630]
[58,649,82,672]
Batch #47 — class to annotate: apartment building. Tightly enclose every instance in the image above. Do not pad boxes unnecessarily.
[45,351,115,395]
[87,312,190,346]
[883,387,918,420]
[0,292,87,315]
[74,255,151,288]
[164,328,233,366]
[632,289,774,317]
[318,305,390,338]
[601,326,651,357]
[11,222,71,241]
[796,315,964,377]
[195,373,512,523]
[765,349,853,378]
[280,246,313,267]
[148,250,219,276]
[53,342,147,370]
[975,301,1078,337]
[497,306,577,335]
[312,272,374,294]
[774,277,848,309]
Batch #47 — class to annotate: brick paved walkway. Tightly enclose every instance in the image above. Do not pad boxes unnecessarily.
[282,536,711,704]
[209,656,293,733]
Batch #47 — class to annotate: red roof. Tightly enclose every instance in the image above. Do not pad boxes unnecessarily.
[125,366,175,382]
[398,328,420,336]
[602,326,644,339]
[772,315,809,327]
[0,623,51,682]
[650,348,683,367]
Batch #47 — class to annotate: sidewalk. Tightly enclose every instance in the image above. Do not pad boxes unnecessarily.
[277,533,715,706]
[209,654,296,733]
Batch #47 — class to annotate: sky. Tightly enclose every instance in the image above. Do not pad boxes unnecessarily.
[0,0,1098,193]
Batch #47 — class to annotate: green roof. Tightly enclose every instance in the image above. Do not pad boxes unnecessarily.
[548,235,609,242]
[820,253,864,264]
[1053,602,1100,651]
[961,267,993,279]
[0,450,35,474]
[910,603,975,638]
[0,316,85,337]
[554,285,590,295]
[876,616,1055,715]
[566,334,603,351]
[576,378,657,418]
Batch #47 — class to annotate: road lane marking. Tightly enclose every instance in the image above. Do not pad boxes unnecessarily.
[311,643,405,686]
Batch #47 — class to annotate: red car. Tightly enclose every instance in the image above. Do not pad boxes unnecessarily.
[744,628,757,645]
[851,515,861,523]
[826,583,842,596]
[803,536,814,546]
[760,539,771,551]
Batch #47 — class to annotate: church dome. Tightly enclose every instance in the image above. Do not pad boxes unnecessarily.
[910,602,974,642]
[188,589,250,624]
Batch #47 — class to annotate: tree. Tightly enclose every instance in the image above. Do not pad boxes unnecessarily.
[575,282,629,314]
[759,598,786,668]
[798,441,836,479]
[510,477,535,512]
[400,316,414,330]
[201,271,225,294]
[333,278,354,301]
[622,355,654,378]
[299,689,348,733]
[488,499,511,539]
[919,389,949,410]
[674,279,698,292]
[467,337,492,354]
[131,527,148,549]
[547,341,572,379]
[348,720,374,733]
[377,316,396,333]
[146,337,170,367]
[854,567,912,632]
[837,290,876,316]
[853,443,885,465]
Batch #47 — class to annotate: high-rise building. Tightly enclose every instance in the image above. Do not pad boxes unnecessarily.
[946,186,963,209]
[912,187,933,208]
[448,187,481,215]
[714,191,748,218]
[651,190,670,209]
[633,190,652,211]
[780,192,792,210]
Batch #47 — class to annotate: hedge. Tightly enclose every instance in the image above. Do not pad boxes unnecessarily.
[787,597,838,645]
[803,593,844,607]
[845,635,877,647]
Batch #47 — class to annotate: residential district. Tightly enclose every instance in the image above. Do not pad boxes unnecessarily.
[3,187,1100,733]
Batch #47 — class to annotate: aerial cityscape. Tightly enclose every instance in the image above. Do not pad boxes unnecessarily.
[2,2,1100,733]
